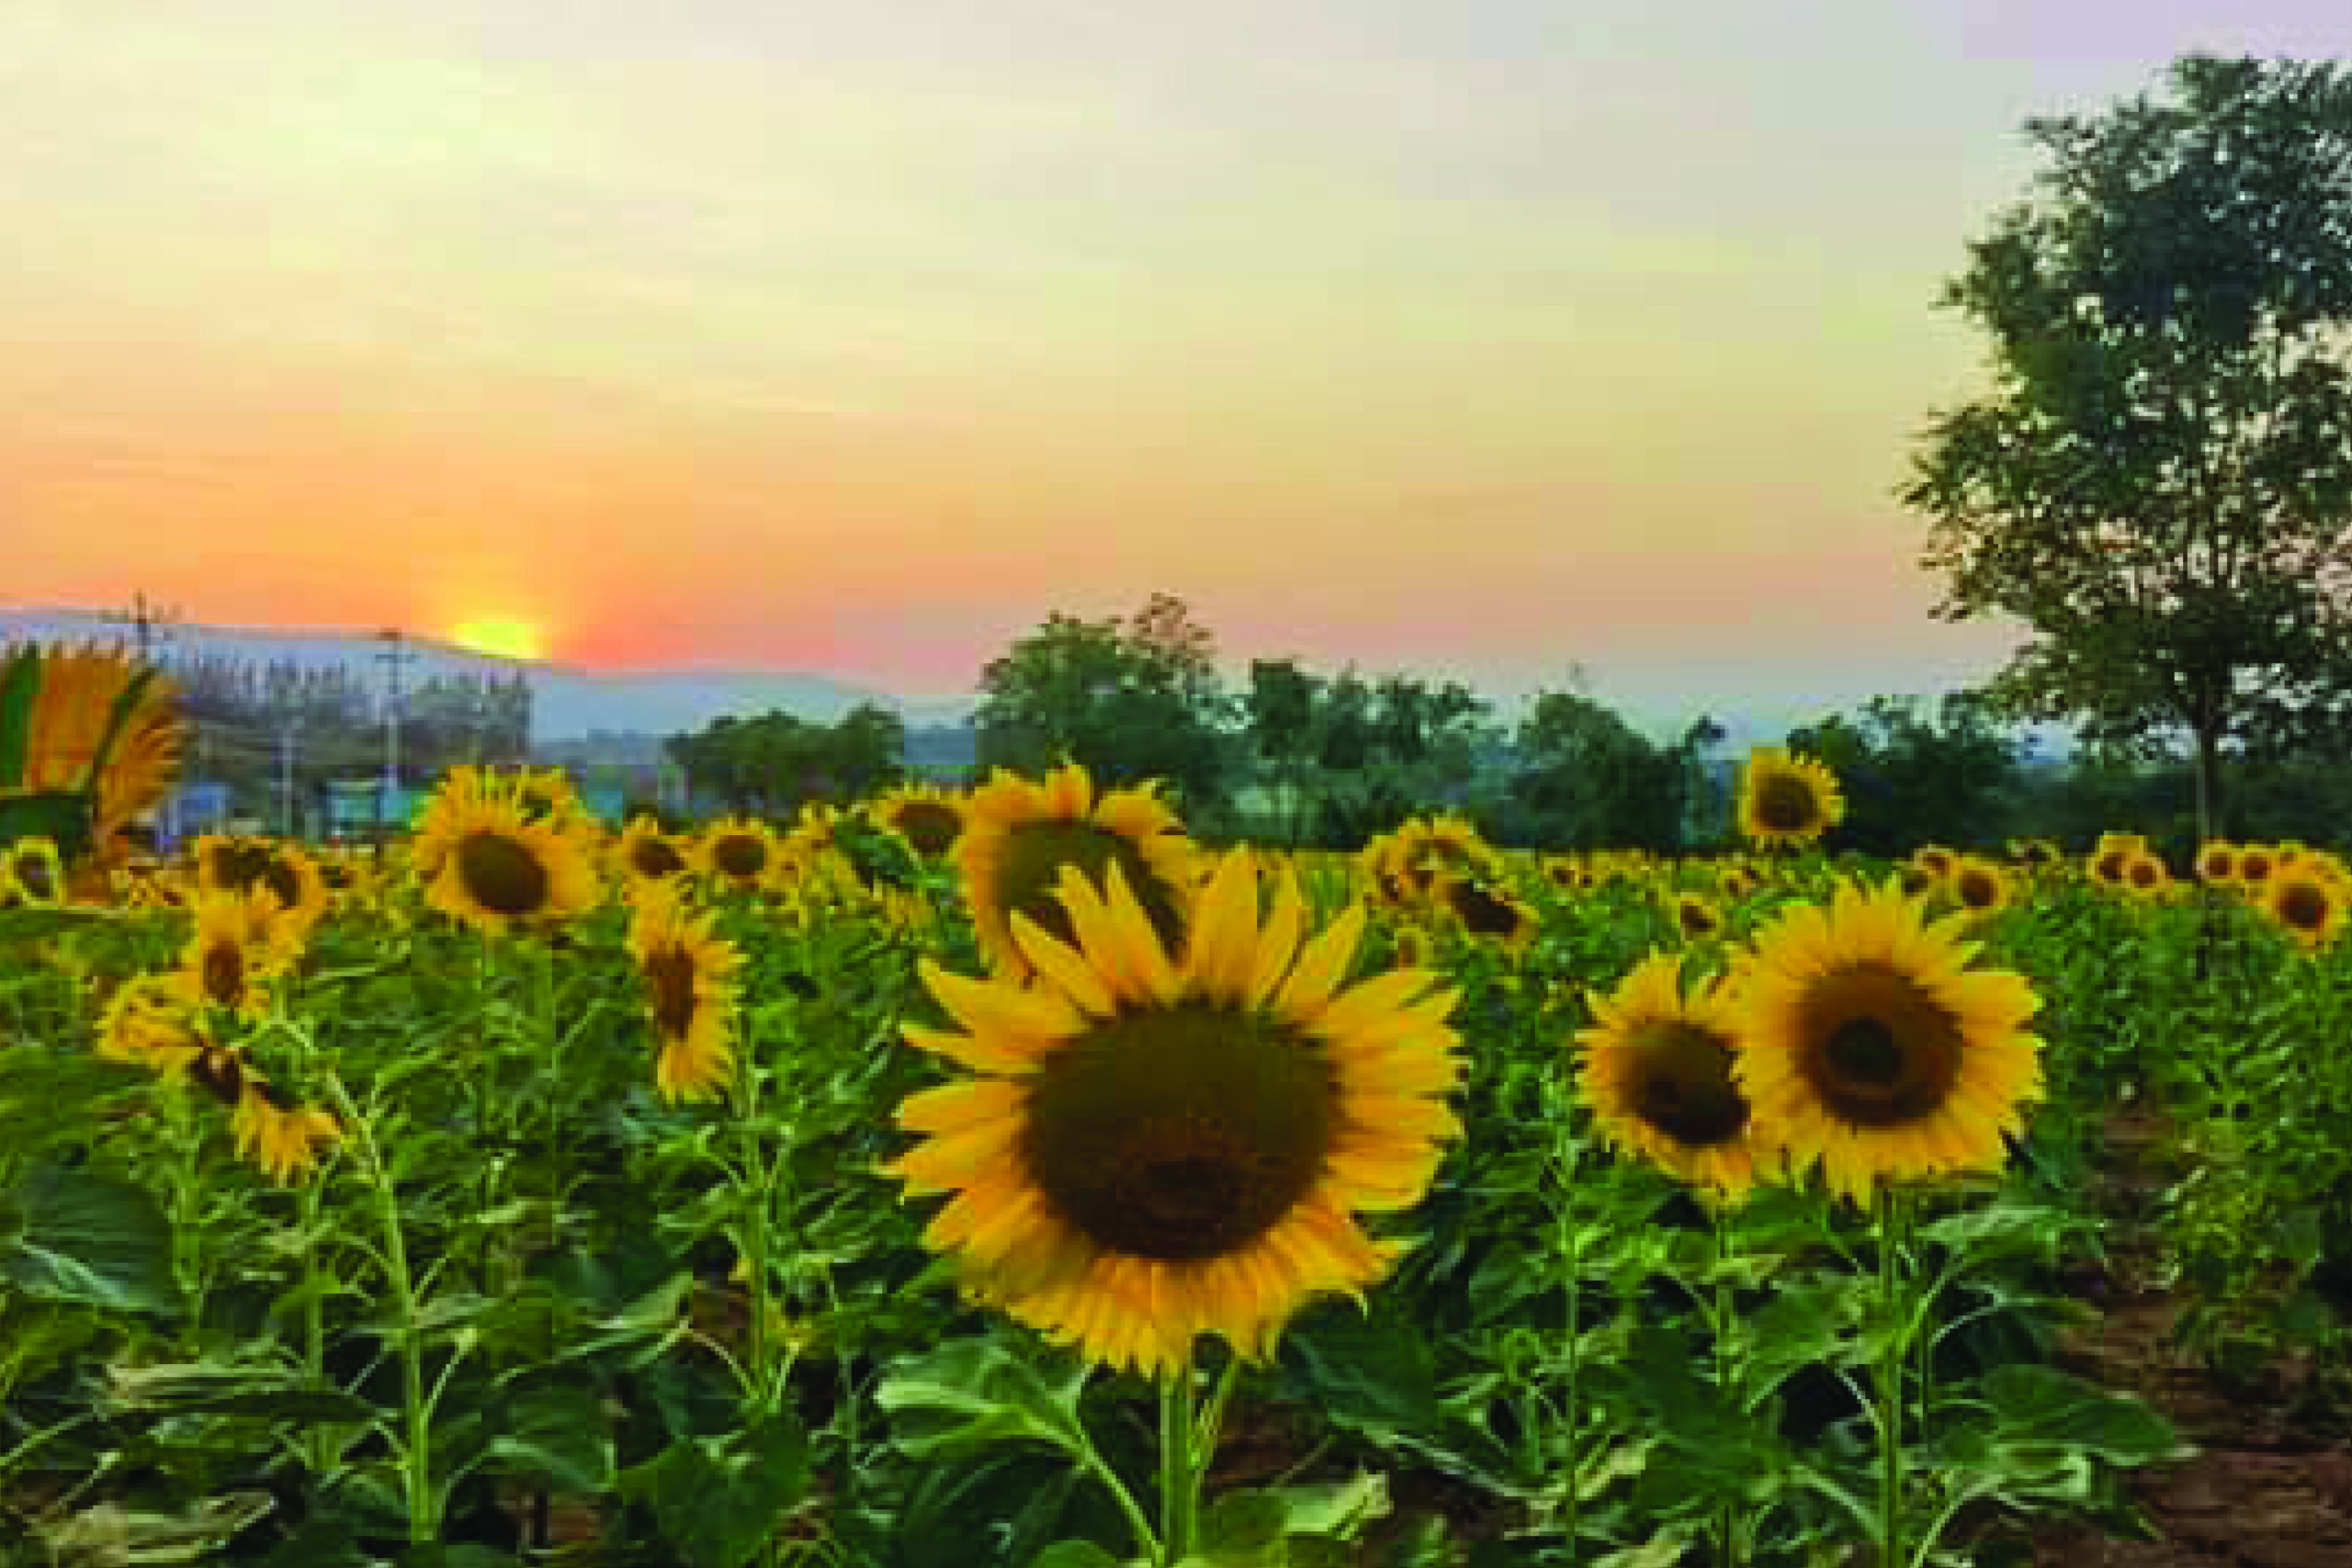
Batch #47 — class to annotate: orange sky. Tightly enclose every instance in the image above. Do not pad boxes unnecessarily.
[6,1,2345,716]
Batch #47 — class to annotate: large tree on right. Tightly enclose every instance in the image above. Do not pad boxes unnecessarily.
[1904,54,2352,840]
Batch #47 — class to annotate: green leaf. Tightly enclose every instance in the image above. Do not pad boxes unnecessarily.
[620,1406,810,1568]
[876,1337,1095,1463]
[486,1381,612,1495]
[1980,1364,2189,1467]
[102,1359,374,1423]
[0,1162,180,1317]
[37,1491,277,1564]
[1026,1546,1125,1568]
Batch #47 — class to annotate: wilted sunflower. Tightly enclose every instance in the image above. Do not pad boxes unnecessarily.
[695,816,782,895]
[1736,748,1845,851]
[2,835,67,906]
[192,834,329,938]
[1577,952,1774,1202]
[1734,879,2042,1204]
[180,887,302,1018]
[1438,874,1536,953]
[888,850,1462,1378]
[413,791,599,937]
[612,815,691,886]
[1948,856,2010,917]
[2263,868,2346,952]
[874,784,969,858]
[955,762,1198,979]
[2194,841,2240,884]
[4,642,185,861]
[628,883,745,1102]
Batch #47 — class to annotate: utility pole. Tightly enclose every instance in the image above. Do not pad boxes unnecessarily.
[101,592,185,844]
[374,629,416,839]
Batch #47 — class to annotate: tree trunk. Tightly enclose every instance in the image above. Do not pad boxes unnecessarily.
[2190,722,2224,844]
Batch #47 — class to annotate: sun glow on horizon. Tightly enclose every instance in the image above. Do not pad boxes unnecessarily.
[448,616,548,662]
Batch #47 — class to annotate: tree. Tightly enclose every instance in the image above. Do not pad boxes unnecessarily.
[1904,54,2352,840]
[664,705,907,815]
[1786,694,2026,855]
[972,595,1237,814]
[1504,691,1714,852]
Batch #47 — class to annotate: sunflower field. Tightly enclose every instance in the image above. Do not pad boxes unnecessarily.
[8,645,2352,1567]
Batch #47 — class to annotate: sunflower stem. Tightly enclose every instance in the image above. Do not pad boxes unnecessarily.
[1875,1186,1909,1568]
[1555,1114,1585,1560]
[1159,1358,1199,1563]
[1714,1209,1744,1568]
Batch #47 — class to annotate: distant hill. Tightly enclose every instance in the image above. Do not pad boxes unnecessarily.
[0,608,977,742]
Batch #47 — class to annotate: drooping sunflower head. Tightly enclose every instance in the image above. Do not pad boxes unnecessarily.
[181,886,303,1018]
[1736,748,1845,852]
[227,1079,340,1184]
[1437,874,1536,952]
[888,849,1463,1378]
[1733,879,2042,1205]
[412,792,601,936]
[954,762,1198,979]
[191,835,328,935]
[1,836,67,907]
[695,816,782,894]
[628,882,745,1102]
[1948,856,2010,917]
[612,815,691,886]
[2263,869,2346,952]
[1577,951,1775,1202]
[874,783,968,859]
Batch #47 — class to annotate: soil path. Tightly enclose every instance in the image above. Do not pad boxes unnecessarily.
[2033,1113,2352,1567]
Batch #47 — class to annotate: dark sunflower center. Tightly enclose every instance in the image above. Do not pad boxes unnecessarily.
[2241,854,2272,882]
[631,836,686,878]
[1752,773,1822,833]
[209,842,274,893]
[1955,871,1997,909]
[999,820,1186,955]
[1624,1021,1749,1147]
[1898,866,1937,897]
[712,833,766,881]
[892,801,963,856]
[2128,860,2159,888]
[1017,1002,1336,1263]
[2091,850,2128,883]
[1449,881,1521,937]
[456,830,550,917]
[2278,882,2330,932]
[1677,899,1718,937]
[643,945,699,1039]
[201,940,246,1008]
[190,1046,246,1108]
[1794,964,1966,1129]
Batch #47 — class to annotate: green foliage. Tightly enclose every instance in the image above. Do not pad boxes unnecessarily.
[975,594,1237,817]
[1497,690,1719,852]
[665,703,907,814]
[1787,694,2026,854]
[1905,53,2352,836]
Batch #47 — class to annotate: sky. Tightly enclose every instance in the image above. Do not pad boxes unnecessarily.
[4,1,2347,722]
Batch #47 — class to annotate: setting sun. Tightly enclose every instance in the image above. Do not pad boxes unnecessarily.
[447,616,547,662]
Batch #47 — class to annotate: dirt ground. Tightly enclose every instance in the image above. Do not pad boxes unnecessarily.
[2030,1115,2352,1568]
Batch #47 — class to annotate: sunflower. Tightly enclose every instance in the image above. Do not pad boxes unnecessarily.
[2263,868,2346,952]
[191,834,330,938]
[1437,874,1536,953]
[1908,846,1958,884]
[1948,856,2010,917]
[2086,841,2133,888]
[3,642,185,861]
[227,1081,340,1183]
[1380,816,1502,898]
[612,815,691,886]
[2235,845,2278,891]
[2,835,67,906]
[1735,748,1844,852]
[695,816,782,895]
[179,886,303,1018]
[1544,856,1589,894]
[1577,952,1774,1202]
[2007,838,2063,870]
[888,849,1462,1378]
[96,974,207,1076]
[1671,891,1723,941]
[2120,852,2172,900]
[874,783,968,858]
[2194,840,2240,884]
[954,763,1199,979]
[1733,879,2042,1204]
[628,883,745,1102]
[412,791,599,937]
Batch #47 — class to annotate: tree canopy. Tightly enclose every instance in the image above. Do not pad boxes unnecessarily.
[1904,53,2352,838]
[664,703,905,815]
